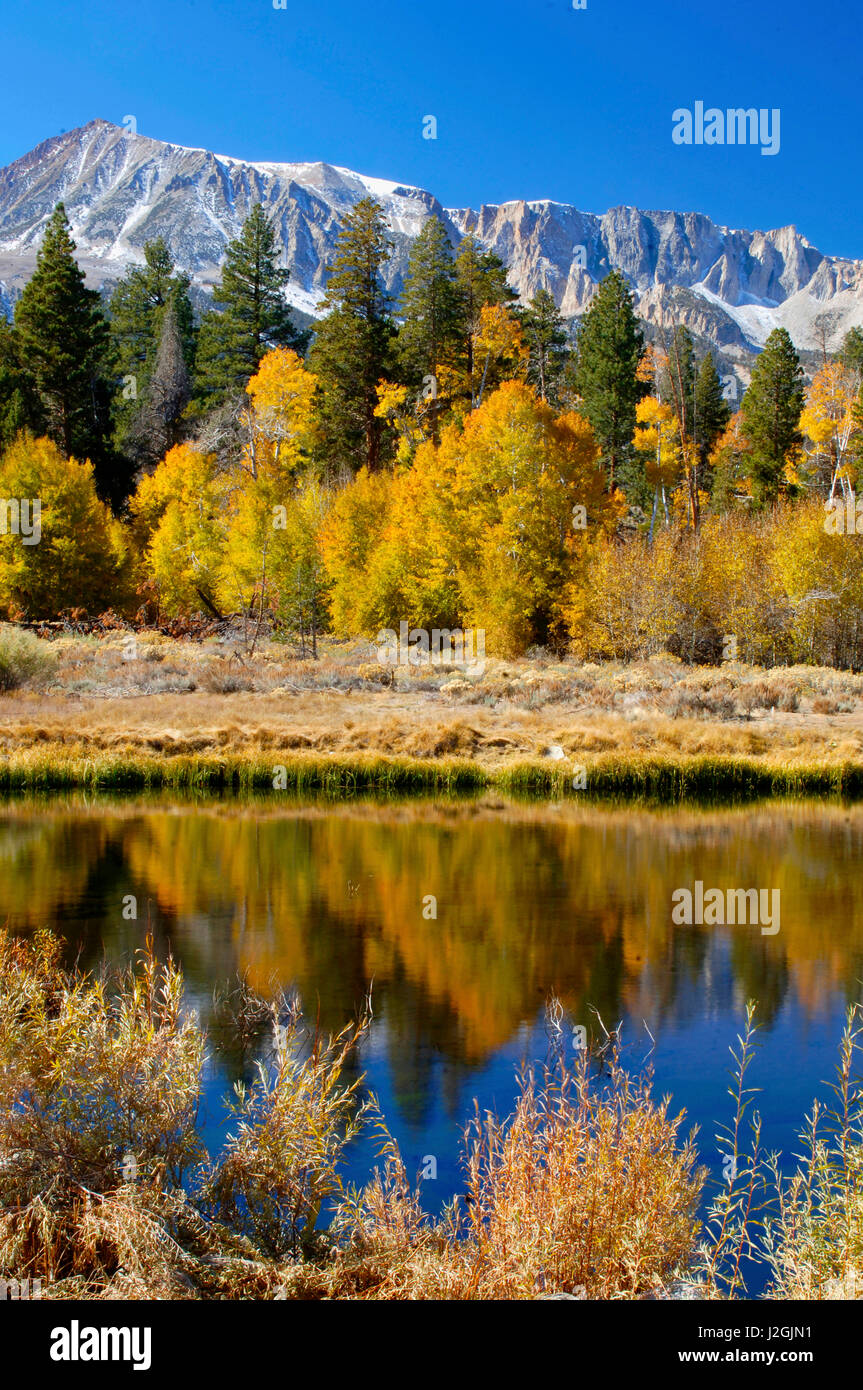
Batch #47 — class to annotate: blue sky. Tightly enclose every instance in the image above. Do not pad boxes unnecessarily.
[2,0,859,258]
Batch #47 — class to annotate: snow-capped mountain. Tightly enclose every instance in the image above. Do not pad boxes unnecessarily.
[1,119,862,375]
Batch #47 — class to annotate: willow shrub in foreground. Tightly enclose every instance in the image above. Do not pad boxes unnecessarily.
[3,931,863,1300]
[459,1056,703,1298]
[0,932,367,1297]
[760,1004,863,1300]
[0,931,709,1299]
[12,934,863,1300]
[326,1053,704,1301]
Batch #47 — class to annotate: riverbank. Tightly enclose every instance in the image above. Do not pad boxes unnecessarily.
[2,631,863,798]
[2,748,863,799]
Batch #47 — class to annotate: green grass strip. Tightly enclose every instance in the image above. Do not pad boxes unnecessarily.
[2,750,863,802]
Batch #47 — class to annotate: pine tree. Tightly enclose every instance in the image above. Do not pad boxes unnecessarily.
[841,327,863,375]
[13,203,111,470]
[661,325,696,439]
[693,352,731,468]
[574,270,645,493]
[397,218,461,386]
[454,234,517,318]
[308,197,395,472]
[519,289,570,405]
[454,234,517,386]
[741,327,804,505]
[0,318,43,449]
[110,237,195,379]
[109,237,196,465]
[195,205,304,407]
[125,301,191,472]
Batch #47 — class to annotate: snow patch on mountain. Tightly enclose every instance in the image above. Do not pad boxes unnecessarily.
[691,284,782,347]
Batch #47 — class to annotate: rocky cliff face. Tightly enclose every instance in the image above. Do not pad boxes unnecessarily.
[1,119,861,370]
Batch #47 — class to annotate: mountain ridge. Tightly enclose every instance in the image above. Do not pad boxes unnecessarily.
[1,119,862,383]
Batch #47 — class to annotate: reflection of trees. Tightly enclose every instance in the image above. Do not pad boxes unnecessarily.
[1,797,862,1122]
[729,935,791,1027]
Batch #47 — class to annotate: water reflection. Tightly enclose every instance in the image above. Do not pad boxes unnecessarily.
[0,793,860,1152]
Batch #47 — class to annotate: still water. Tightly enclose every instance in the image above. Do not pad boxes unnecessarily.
[1,792,861,1261]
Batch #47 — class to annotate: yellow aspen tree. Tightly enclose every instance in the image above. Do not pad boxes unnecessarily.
[0,435,132,618]
[242,347,318,479]
[442,381,612,653]
[217,347,321,649]
[771,498,863,668]
[472,304,529,409]
[373,380,432,465]
[799,362,862,501]
[317,467,403,635]
[633,396,682,537]
[131,443,227,617]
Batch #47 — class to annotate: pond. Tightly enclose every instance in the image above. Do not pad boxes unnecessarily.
[1,791,861,1291]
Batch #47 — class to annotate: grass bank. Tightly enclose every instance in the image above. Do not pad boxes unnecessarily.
[2,748,863,801]
[4,635,863,800]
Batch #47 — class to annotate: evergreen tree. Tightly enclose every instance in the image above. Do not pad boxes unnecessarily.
[124,301,191,472]
[454,234,518,384]
[454,234,517,317]
[740,327,804,505]
[519,289,570,405]
[574,270,645,493]
[0,318,43,449]
[13,204,111,473]
[109,236,195,466]
[693,351,731,468]
[841,326,863,375]
[661,325,696,440]
[308,197,395,472]
[397,217,461,387]
[195,205,304,406]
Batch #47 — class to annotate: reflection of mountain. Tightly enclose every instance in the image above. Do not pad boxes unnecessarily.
[0,797,859,1123]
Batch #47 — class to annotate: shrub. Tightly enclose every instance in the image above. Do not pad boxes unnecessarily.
[0,624,56,692]
[198,662,255,694]
[457,1048,704,1298]
[0,931,368,1297]
[3,932,861,1301]
[812,695,840,715]
[331,1026,705,1300]
[200,1006,369,1258]
[762,1005,863,1299]
[0,931,205,1295]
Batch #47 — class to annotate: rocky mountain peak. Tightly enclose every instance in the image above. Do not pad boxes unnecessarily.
[1,121,861,376]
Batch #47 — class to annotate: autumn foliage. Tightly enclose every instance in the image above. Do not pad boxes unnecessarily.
[1,327,862,671]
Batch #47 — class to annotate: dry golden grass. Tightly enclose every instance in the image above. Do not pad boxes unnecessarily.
[1,632,863,800]
[2,636,863,773]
